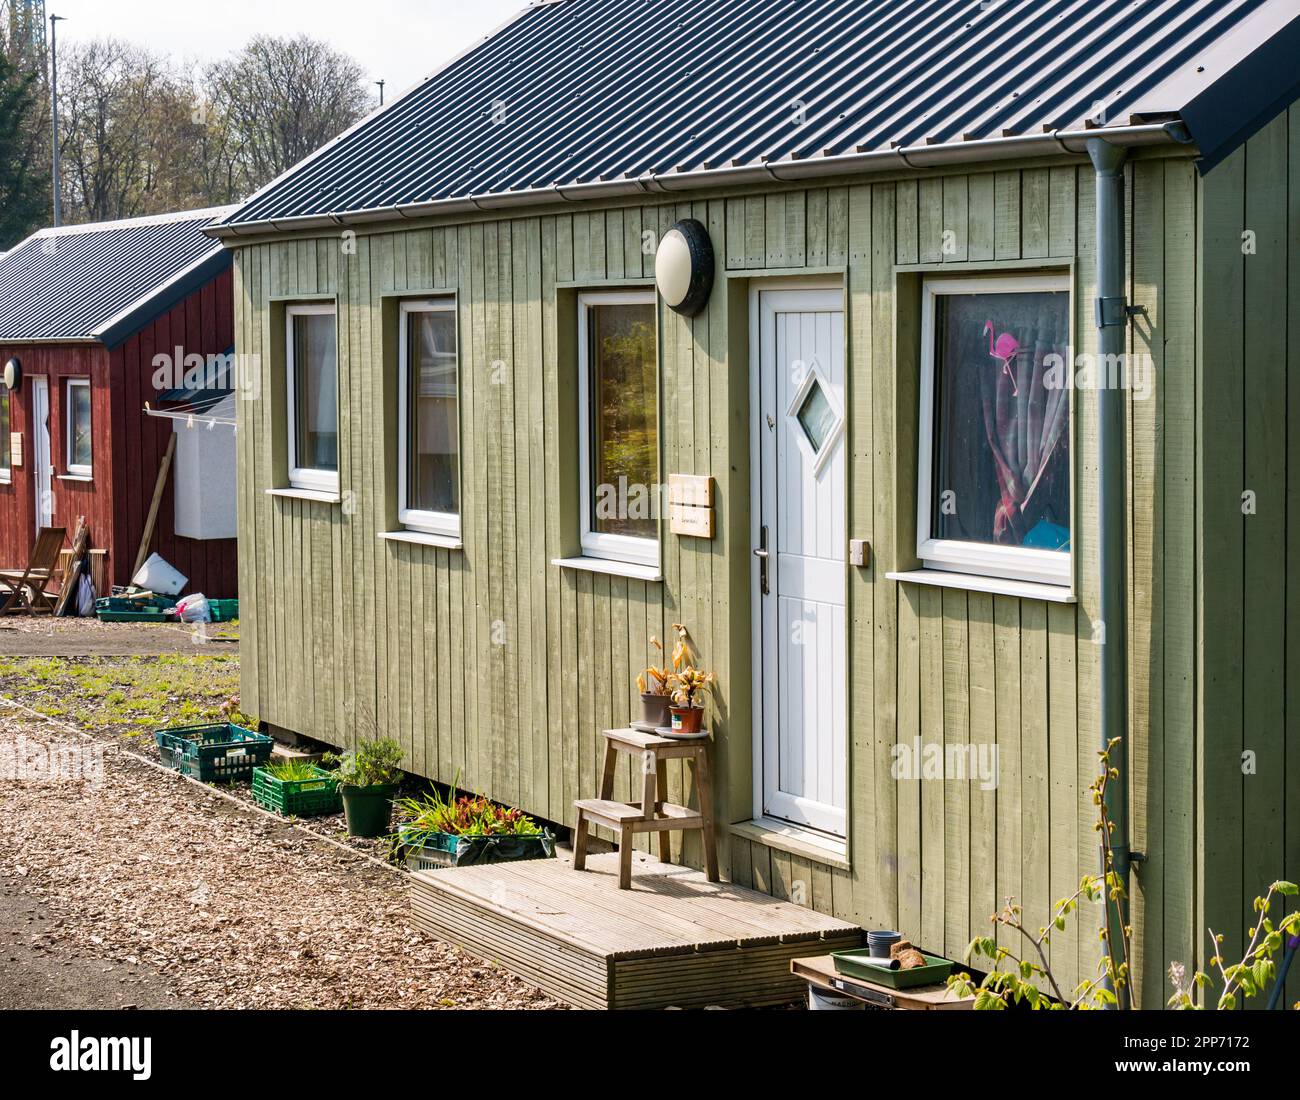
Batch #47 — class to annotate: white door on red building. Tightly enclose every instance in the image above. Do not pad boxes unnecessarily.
[753,287,848,838]
[30,376,53,532]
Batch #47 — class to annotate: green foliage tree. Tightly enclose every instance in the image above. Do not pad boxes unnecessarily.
[0,47,48,249]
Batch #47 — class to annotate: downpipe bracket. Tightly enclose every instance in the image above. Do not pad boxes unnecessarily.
[1095,295,1129,328]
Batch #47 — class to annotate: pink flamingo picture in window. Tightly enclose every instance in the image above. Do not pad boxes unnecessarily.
[983,319,1021,396]
[976,314,1069,547]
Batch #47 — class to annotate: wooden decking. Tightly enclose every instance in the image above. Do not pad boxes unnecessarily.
[409,849,862,1009]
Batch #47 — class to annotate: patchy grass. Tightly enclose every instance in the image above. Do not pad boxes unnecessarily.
[0,654,253,738]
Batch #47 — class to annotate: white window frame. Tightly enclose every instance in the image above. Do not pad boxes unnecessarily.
[0,384,10,482]
[65,377,92,477]
[577,290,661,570]
[286,303,339,494]
[917,273,1073,588]
[397,298,461,539]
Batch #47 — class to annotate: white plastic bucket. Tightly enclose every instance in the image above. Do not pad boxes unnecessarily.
[808,985,864,1011]
[132,552,188,596]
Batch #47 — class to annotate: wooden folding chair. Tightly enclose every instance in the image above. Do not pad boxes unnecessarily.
[0,527,67,614]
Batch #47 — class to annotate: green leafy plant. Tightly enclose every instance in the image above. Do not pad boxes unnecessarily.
[949,738,1300,1010]
[392,774,542,842]
[264,760,325,782]
[324,737,403,788]
[1167,882,1300,1010]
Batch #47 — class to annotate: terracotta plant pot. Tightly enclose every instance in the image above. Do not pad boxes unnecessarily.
[640,692,672,730]
[668,705,704,734]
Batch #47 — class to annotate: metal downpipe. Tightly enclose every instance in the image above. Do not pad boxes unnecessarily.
[1087,137,1131,1007]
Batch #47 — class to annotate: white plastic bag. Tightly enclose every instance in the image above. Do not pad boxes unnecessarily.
[175,593,211,623]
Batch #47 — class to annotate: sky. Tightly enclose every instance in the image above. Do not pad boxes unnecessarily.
[44,0,529,97]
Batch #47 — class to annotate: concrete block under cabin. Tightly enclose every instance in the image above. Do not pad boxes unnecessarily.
[0,208,240,599]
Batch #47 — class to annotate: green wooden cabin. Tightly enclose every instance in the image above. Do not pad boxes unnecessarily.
[211,0,1300,1006]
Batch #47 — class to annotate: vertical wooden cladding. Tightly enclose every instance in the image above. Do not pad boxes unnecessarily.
[109,267,237,595]
[0,342,110,569]
[1198,106,1300,1010]
[234,152,1207,1000]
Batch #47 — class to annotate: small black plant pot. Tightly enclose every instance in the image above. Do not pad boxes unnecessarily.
[340,783,396,837]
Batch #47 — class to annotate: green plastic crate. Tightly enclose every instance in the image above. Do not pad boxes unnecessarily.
[208,598,239,623]
[252,765,341,817]
[154,723,272,783]
[398,827,555,871]
[97,609,171,623]
[830,949,954,989]
[96,594,177,623]
[97,594,177,613]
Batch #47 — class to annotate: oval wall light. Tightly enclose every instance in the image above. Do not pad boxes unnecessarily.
[3,357,20,392]
[655,219,715,318]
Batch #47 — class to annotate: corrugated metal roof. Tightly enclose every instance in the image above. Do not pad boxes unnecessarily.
[217,0,1298,234]
[0,207,236,346]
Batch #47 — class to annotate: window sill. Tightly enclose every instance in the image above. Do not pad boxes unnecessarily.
[0,473,11,485]
[729,818,850,871]
[887,569,1077,603]
[552,556,663,583]
[56,473,93,483]
[379,530,463,551]
[266,486,342,504]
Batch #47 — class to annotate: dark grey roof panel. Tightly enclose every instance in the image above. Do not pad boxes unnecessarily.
[0,207,236,345]
[219,0,1292,231]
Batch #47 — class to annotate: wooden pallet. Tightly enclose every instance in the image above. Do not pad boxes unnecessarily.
[409,848,862,1009]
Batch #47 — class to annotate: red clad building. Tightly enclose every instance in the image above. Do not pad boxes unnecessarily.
[0,208,238,597]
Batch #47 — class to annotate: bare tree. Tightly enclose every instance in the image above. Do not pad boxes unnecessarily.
[202,34,371,196]
[55,38,198,221]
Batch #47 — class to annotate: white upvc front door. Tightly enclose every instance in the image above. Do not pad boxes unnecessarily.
[30,376,53,532]
[753,287,848,838]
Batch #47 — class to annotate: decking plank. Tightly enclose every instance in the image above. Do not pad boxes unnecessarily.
[409,850,861,1009]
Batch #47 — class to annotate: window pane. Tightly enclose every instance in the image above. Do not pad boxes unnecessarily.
[589,303,657,540]
[0,386,9,470]
[931,290,1071,550]
[71,383,92,468]
[797,379,834,453]
[407,309,459,515]
[293,312,338,472]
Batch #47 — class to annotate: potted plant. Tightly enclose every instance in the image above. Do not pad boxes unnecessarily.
[324,737,404,837]
[391,773,554,871]
[666,624,715,735]
[635,634,675,731]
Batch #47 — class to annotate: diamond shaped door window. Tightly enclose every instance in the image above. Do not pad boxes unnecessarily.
[797,378,836,454]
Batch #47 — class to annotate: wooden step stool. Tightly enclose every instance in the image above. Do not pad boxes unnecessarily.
[573,727,719,890]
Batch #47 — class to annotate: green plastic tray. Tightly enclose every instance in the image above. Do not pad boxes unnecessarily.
[97,609,171,623]
[830,949,954,989]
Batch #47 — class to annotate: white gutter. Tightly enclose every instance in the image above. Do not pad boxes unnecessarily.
[206,123,1191,241]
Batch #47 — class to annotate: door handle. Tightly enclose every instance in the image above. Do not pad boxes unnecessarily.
[754,526,770,595]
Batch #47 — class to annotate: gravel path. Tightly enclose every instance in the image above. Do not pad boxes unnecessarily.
[0,617,238,656]
[0,705,562,1010]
